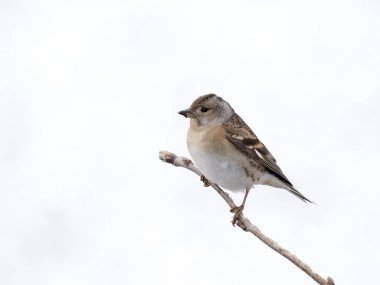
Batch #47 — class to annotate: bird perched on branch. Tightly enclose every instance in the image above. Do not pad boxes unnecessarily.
[179,94,312,225]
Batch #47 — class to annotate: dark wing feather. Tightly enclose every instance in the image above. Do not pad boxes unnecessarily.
[224,114,313,203]
[226,135,293,186]
[225,114,277,162]
[223,114,293,186]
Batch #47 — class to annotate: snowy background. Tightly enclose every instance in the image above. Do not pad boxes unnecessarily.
[1,0,380,284]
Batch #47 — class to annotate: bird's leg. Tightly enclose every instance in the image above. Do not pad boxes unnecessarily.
[230,188,250,226]
[200,175,210,187]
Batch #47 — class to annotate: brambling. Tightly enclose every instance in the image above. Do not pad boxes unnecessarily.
[179,94,312,225]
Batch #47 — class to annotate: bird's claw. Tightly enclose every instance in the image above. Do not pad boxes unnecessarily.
[200,175,210,187]
[230,205,244,226]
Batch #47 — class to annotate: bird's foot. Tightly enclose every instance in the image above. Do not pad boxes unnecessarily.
[230,205,244,226]
[200,175,210,187]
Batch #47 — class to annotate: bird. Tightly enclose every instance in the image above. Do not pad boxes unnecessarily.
[178,94,312,225]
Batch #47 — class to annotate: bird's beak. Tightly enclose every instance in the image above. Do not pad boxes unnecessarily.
[178,108,191,118]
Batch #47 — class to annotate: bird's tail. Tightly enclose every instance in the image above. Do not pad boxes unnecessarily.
[285,185,314,204]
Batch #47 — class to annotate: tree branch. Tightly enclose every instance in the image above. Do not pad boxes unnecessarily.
[159,150,335,285]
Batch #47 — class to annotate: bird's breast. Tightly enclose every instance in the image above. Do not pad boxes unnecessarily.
[186,125,249,191]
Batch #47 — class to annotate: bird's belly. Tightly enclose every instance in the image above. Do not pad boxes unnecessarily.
[189,149,247,192]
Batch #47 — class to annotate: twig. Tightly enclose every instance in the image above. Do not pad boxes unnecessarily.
[159,150,335,285]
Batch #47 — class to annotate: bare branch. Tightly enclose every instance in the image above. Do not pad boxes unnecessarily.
[159,150,335,285]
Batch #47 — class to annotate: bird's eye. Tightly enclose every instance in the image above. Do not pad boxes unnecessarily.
[200,106,210,113]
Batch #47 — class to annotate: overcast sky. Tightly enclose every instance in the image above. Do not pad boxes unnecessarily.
[1,0,380,284]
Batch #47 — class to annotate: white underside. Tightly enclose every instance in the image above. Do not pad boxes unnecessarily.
[189,148,251,192]
[189,146,286,193]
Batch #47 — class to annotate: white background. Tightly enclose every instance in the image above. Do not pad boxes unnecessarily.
[1,0,379,284]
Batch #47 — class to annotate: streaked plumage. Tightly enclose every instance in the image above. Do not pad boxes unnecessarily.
[179,94,312,224]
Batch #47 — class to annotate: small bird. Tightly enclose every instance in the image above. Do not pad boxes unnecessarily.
[179,94,312,225]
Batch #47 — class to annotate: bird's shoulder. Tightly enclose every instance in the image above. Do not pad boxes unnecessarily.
[223,113,293,186]
[223,113,277,163]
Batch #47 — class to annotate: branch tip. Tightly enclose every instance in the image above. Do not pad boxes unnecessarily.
[327,277,335,285]
[159,150,177,164]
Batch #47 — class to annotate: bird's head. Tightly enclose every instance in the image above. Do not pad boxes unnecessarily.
[178,94,234,127]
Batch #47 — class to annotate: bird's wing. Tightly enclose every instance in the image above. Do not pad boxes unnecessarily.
[223,114,293,186]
